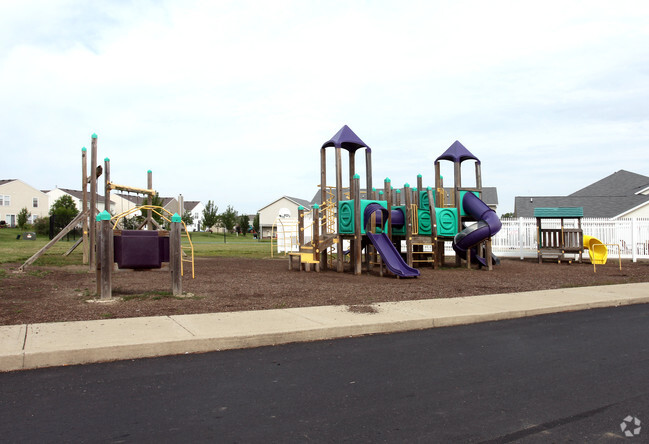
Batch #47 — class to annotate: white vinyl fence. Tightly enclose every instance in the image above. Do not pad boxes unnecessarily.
[490,217,649,261]
[276,216,649,262]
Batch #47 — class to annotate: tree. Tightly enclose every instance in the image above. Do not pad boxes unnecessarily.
[49,195,79,233]
[221,205,237,233]
[501,212,515,219]
[253,213,260,237]
[148,192,165,226]
[17,207,31,230]
[182,210,194,227]
[202,200,219,231]
[237,214,250,235]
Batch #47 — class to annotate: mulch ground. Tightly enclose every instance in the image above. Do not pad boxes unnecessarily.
[1,257,648,326]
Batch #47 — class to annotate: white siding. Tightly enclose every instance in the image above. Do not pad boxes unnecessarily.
[0,180,49,226]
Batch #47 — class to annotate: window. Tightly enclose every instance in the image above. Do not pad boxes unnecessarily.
[3,195,9,206]
[33,197,38,208]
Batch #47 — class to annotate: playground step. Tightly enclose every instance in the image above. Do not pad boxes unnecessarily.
[289,252,319,264]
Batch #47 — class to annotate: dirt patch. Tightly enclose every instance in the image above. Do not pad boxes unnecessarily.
[1,257,648,326]
[348,305,379,314]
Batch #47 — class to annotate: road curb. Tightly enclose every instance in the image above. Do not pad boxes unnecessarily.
[2,288,649,372]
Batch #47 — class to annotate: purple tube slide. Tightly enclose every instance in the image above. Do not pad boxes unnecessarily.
[452,192,502,267]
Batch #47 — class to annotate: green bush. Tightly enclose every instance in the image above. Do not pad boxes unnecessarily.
[33,217,50,236]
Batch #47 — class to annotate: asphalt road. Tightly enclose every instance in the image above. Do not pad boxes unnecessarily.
[1,305,648,443]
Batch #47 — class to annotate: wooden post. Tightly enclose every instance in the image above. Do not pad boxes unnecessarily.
[335,147,343,272]
[404,183,413,267]
[98,210,112,299]
[313,204,320,271]
[427,187,438,269]
[297,206,305,247]
[104,158,111,212]
[170,213,182,296]
[147,170,153,230]
[454,160,462,266]
[384,178,392,240]
[81,147,89,265]
[416,174,423,208]
[89,134,98,269]
[365,148,373,199]
[353,174,362,275]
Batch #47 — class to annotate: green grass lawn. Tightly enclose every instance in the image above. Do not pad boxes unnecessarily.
[0,228,84,265]
[0,228,278,266]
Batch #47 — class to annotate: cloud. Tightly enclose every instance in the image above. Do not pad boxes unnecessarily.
[1,0,648,215]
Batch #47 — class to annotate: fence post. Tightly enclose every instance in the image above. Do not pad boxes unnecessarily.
[519,217,524,260]
[631,217,637,262]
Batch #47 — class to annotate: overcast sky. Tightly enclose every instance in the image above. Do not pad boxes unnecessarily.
[2,0,648,216]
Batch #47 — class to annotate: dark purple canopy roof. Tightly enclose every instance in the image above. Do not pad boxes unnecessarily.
[435,140,480,164]
[321,125,371,152]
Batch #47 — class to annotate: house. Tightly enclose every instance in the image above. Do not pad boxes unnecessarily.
[0,179,49,226]
[258,196,313,238]
[182,201,204,231]
[514,170,649,218]
[46,187,112,214]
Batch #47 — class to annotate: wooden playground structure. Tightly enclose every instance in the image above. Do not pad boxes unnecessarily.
[534,207,584,264]
[288,125,502,276]
[19,134,194,299]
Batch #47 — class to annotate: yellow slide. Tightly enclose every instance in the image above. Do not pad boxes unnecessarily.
[583,235,608,265]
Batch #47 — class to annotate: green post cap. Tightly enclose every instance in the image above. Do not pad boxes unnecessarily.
[440,175,443,180]
[385,177,391,183]
[104,157,109,162]
[417,174,422,178]
[404,183,410,188]
[96,210,111,221]
[147,170,152,174]
[372,187,376,192]
[82,147,86,152]
[91,133,97,139]
[171,213,182,223]
[298,205,304,210]
[378,190,384,195]
[396,189,401,193]
[427,186,432,190]
[413,188,417,192]
[313,204,319,209]
[353,173,360,179]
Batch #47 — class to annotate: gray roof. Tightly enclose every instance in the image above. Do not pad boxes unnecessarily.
[570,170,649,197]
[285,196,313,209]
[515,170,649,218]
[0,179,16,186]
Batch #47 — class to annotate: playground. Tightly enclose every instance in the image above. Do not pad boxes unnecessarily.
[1,256,648,326]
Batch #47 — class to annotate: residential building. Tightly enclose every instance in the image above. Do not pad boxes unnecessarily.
[0,179,49,226]
[258,196,313,238]
[514,170,649,218]
[46,187,112,214]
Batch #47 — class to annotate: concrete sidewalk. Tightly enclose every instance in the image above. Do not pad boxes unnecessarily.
[2,283,649,372]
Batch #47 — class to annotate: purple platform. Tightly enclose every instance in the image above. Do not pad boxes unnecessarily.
[113,230,170,269]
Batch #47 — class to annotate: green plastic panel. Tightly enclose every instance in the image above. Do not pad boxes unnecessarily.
[418,209,432,235]
[533,207,584,218]
[419,190,436,210]
[360,199,387,235]
[459,190,480,217]
[338,200,355,234]
[435,207,459,237]
[392,206,406,236]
